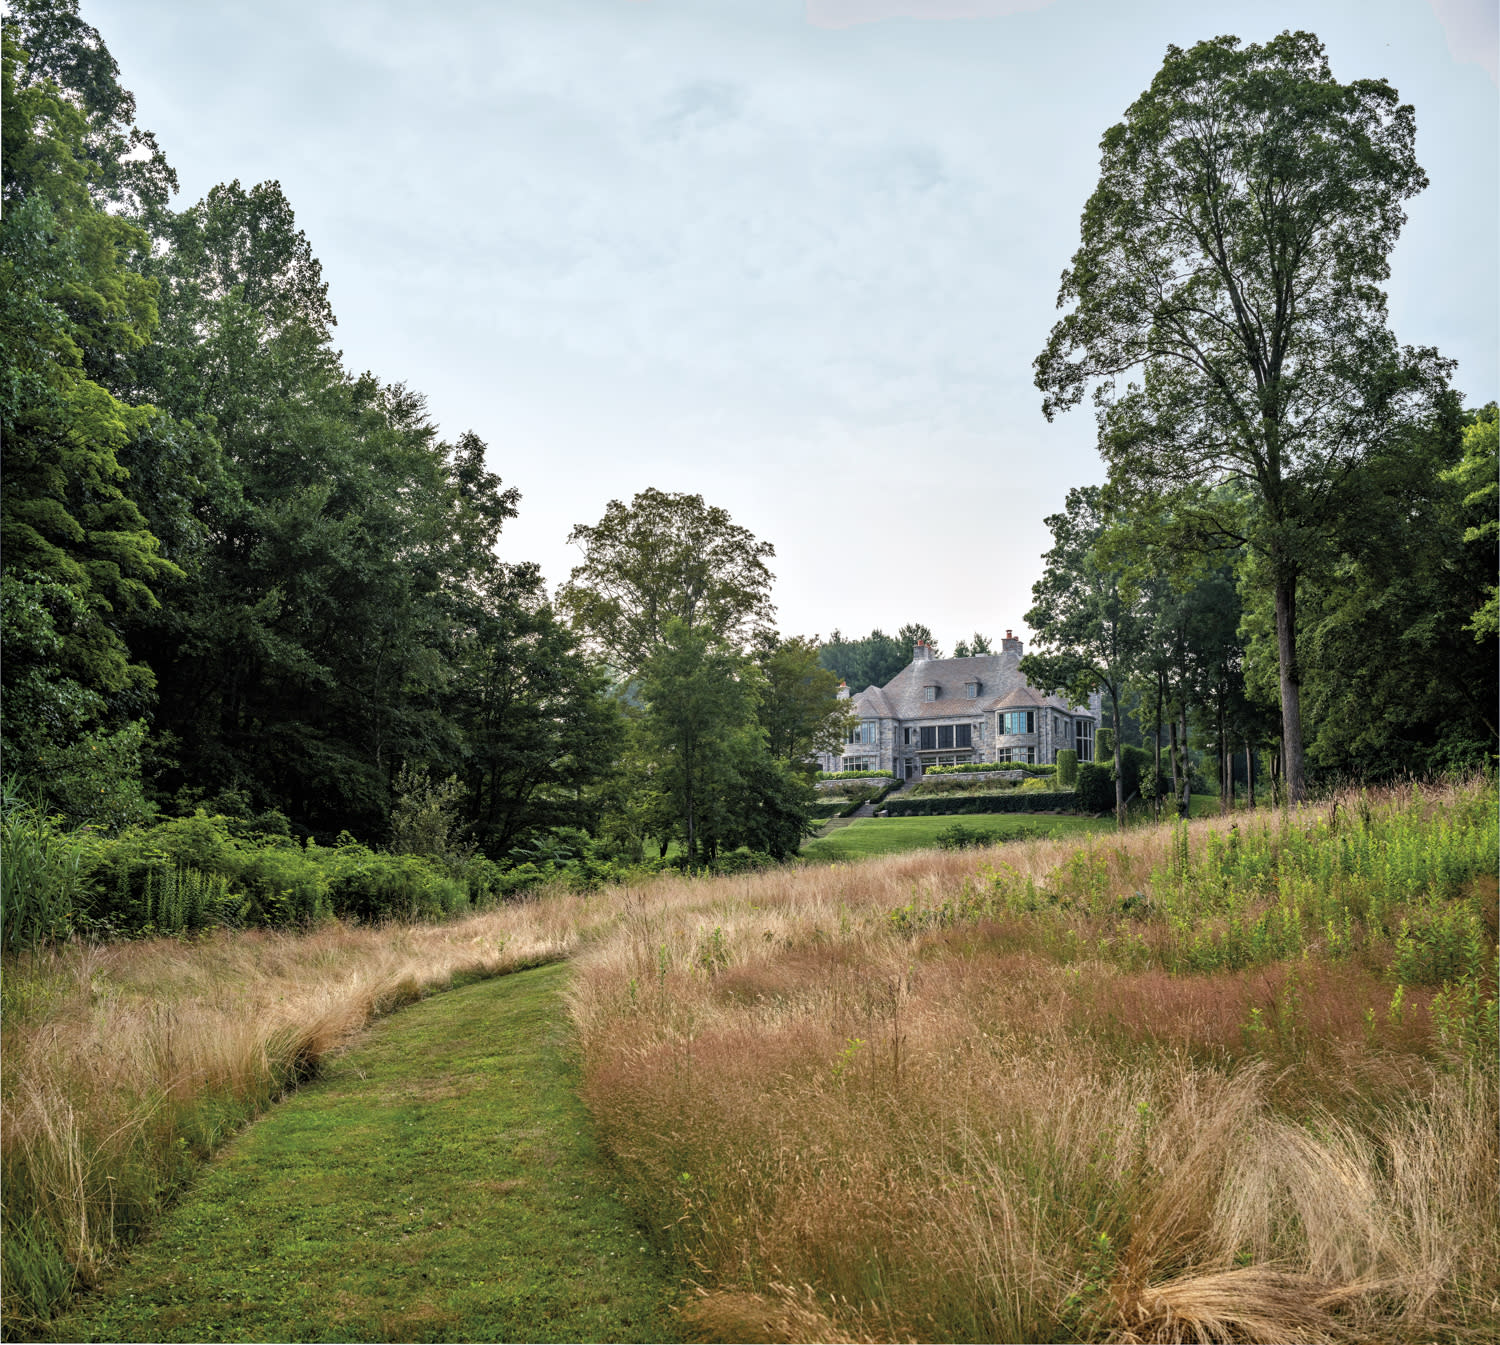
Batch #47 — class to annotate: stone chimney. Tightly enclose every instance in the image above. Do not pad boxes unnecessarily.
[836,680,850,700]
[1001,629,1023,657]
[913,641,932,664]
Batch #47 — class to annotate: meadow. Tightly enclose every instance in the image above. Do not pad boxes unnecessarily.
[2,778,1495,1343]
[802,812,1112,860]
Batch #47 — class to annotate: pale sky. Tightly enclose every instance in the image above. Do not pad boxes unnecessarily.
[84,0,1498,650]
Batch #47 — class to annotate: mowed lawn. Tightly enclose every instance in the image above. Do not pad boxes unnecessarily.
[48,962,677,1344]
[802,811,1112,860]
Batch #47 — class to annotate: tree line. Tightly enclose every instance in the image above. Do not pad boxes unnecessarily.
[3,9,1492,891]
[1,2,848,877]
[1022,31,1496,816]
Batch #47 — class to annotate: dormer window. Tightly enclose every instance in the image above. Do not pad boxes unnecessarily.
[923,685,938,702]
[965,681,980,698]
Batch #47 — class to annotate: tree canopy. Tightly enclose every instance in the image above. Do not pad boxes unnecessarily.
[1034,31,1454,800]
[559,488,776,674]
[1021,487,1139,826]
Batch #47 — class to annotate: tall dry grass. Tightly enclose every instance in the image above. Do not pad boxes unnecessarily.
[4,780,1494,1342]
[572,779,1500,1343]
[0,889,620,1331]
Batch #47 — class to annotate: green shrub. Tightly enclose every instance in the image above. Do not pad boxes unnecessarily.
[237,843,334,925]
[29,721,153,832]
[1119,744,1154,802]
[136,866,238,934]
[322,844,467,923]
[0,801,86,953]
[935,823,987,849]
[926,761,1056,777]
[712,849,777,875]
[884,791,1077,816]
[389,766,474,865]
[816,769,894,781]
[1074,762,1114,813]
[79,813,247,935]
[1056,749,1078,788]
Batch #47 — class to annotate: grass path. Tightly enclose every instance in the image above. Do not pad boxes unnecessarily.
[47,962,677,1343]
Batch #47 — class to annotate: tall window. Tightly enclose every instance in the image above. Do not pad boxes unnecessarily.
[917,724,973,751]
[1000,710,1036,736]
[846,720,878,745]
[1075,719,1094,761]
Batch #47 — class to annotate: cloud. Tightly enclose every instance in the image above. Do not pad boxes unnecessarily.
[807,0,1056,28]
[1428,0,1498,83]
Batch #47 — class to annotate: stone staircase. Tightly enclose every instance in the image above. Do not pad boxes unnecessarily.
[848,774,909,819]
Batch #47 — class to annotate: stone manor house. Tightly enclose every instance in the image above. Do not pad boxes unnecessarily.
[819,631,1101,779]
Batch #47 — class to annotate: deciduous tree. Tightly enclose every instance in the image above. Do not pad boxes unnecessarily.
[0,27,177,777]
[1035,31,1451,801]
[755,635,850,766]
[560,488,775,674]
[1022,487,1143,827]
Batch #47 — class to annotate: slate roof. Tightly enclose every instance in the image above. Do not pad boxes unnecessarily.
[849,649,1085,722]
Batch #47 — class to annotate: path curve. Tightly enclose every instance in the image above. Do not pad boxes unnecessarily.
[49,963,678,1344]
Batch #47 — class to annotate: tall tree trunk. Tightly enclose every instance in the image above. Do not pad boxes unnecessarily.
[1273,573,1308,802]
[1245,737,1255,808]
[1218,687,1229,814]
[1179,703,1191,817]
[1168,713,1180,811]
[1154,673,1164,824]
[1111,687,1125,830]
[685,745,695,865]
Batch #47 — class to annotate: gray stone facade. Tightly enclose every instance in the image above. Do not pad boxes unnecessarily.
[820,631,1101,780]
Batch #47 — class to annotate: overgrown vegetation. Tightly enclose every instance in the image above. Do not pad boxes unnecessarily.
[3,780,1493,1341]
[574,779,1498,1343]
[46,964,677,1344]
[0,892,606,1333]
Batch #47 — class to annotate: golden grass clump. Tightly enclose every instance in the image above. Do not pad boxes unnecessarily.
[572,779,1499,1343]
[0,895,601,1328]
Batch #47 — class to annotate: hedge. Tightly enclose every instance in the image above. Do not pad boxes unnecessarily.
[1075,762,1114,812]
[884,790,1079,816]
[925,761,1056,777]
[816,769,895,781]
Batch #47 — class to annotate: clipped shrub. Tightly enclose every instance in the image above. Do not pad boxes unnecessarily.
[909,778,1004,796]
[1056,748,1078,788]
[926,761,1056,777]
[884,791,1077,816]
[815,769,894,781]
[1075,762,1114,813]
[1119,743,1155,802]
